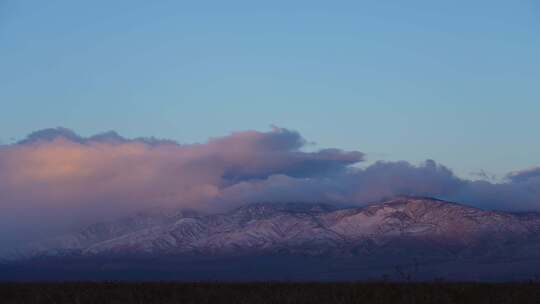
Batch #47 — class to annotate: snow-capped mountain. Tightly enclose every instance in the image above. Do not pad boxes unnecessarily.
[10,197,540,261]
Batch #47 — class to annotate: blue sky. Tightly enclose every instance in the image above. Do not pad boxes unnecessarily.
[1,0,539,178]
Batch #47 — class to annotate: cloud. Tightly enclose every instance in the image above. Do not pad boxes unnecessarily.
[506,167,540,183]
[0,127,362,246]
[0,127,539,248]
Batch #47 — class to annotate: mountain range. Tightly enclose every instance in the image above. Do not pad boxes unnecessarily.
[3,197,540,281]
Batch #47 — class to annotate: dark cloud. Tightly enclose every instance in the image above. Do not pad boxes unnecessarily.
[1,127,539,249]
[18,127,84,144]
[18,127,176,146]
[506,167,540,183]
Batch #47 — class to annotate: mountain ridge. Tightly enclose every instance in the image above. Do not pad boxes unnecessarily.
[5,196,540,281]
[7,196,540,262]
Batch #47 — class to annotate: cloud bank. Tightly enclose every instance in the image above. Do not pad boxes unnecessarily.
[1,127,539,247]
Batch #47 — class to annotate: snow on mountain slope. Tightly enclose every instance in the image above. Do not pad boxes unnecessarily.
[8,207,198,259]
[8,197,540,260]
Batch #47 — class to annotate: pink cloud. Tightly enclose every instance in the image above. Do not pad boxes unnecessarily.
[0,127,363,246]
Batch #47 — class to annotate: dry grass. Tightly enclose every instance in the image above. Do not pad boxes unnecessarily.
[1,282,540,304]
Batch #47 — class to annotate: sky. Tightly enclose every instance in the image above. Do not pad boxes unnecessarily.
[1,1,540,179]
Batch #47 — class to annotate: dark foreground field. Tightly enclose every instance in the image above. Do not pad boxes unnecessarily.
[1,282,540,304]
